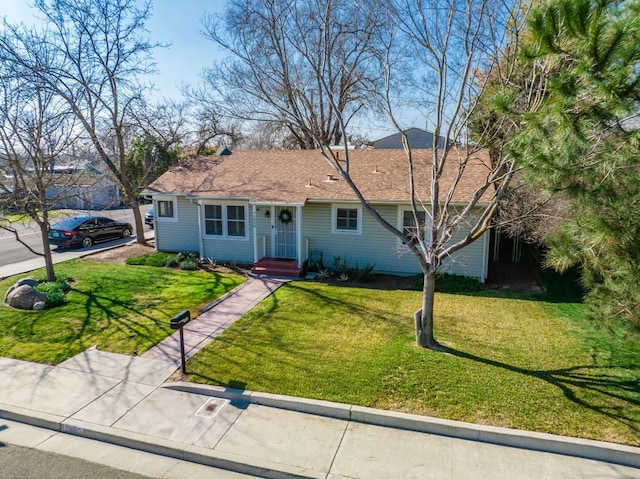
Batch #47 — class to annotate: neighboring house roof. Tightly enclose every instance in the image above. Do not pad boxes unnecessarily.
[145,149,492,205]
[46,172,117,188]
[373,128,447,149]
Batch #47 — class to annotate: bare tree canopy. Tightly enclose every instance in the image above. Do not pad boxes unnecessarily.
[201,0,389,149]
[0,0,162,243]
[198,0,522,349]
[0,62,78,281]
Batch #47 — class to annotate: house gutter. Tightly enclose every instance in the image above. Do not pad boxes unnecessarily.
[248,201,305,207]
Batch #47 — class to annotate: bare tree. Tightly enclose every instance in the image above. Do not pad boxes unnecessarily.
[0,0,162,244]
[0,63,78,281]
[201,0,387,149]
[206,0,530,350]
[494,180,569,245]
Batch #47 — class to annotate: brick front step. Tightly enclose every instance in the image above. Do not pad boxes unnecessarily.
[251,258,303,277]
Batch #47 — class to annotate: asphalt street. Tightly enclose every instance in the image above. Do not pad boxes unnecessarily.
[0,420,262,479]
[0,443,155,479]
[0,206,152,268]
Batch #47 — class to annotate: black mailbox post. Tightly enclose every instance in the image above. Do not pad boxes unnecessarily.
[170,310,191,374]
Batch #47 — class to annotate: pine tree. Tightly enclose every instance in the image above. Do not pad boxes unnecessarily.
[513,0,640,326]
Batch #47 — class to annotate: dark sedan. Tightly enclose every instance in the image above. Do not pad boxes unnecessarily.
[48,215,133,249]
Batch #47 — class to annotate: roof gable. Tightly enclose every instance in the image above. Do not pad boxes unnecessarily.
[373,128,447,149]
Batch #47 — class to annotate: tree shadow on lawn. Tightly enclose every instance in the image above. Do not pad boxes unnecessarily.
[63,271,238,349]
[191,282,639,440]
[67,287,171,350]
[448,347,640,436]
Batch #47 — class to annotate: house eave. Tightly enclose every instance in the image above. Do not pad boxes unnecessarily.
[249,200,305,207]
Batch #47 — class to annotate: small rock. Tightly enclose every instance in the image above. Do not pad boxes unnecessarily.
[33,301,46,311]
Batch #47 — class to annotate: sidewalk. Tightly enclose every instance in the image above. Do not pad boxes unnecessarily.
[1,273,639,477]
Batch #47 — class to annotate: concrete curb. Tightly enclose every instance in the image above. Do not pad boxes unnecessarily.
[164,382,640,469]
[0,402,322,479]
[2,381,640,477]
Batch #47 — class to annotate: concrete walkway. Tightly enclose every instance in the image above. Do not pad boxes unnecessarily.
[1,267,639,477]
[143,277,287,364]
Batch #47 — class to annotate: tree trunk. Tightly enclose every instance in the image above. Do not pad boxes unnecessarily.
[415,270,446,351]
[40,222,56,282]
[122,186,147,246]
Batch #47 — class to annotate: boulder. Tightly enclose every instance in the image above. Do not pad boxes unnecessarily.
[3,277,38,304]
[5,284,46,310]
[15,277,38,288]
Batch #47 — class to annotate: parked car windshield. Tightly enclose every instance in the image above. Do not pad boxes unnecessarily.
[52,216,91,230]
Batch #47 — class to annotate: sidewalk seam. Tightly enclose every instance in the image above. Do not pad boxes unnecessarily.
[325,420,350,479]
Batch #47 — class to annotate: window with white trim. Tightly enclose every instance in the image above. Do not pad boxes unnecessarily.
[399,208,428,246]
[204,205,223,235]
[203,202,248,239]
[332,204,362,234]
[156,197,177,222]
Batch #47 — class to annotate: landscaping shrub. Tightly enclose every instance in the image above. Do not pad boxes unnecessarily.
[179,259,199,270]
[126,252,177,267]
[35,280,70,307]
[411,272,482,293]
[125,254,151,265]
[145,252,176,267]
[162,255,179,267]
[125,250,201,271]
[352,263,376,282]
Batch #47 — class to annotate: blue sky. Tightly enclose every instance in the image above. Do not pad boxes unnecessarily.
[2,1,225,101]
[1,1,409,139]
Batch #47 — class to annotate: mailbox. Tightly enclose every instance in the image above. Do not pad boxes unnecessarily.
[170,310,191,329]
[170,310,191,374]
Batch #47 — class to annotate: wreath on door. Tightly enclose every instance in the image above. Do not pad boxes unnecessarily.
[278,208,293,225]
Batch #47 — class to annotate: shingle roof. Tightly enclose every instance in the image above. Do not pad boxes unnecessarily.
[145,149,493,205]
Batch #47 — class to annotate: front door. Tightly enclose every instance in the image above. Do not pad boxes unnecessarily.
[273,206,297,258]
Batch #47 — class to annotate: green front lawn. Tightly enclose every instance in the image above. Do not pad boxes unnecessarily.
[186,278,640,446]
[0,260,244,364]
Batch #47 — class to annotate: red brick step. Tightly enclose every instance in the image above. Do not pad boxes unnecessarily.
[251,258,303,277]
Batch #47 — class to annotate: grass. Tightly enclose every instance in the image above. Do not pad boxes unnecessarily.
[0,259,244,364]
[185,273,640,446]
